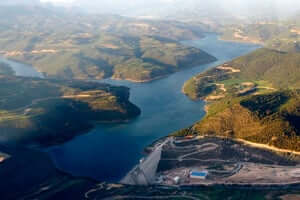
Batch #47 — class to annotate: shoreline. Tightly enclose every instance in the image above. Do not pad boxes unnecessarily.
[179,41,300,155]
[111,74,170,83]
[111,59,218,84]
[218,35,264,45]
[34,118,137,147]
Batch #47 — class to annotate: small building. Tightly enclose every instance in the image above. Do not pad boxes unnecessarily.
[190,171,208,180]
[184,135,194,139]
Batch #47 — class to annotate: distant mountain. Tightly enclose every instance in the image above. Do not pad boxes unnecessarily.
[73,0,300,23]
[0,0,40,6]
[220,13,300,52]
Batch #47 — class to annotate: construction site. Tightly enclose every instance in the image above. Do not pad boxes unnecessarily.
[122,136,300,187]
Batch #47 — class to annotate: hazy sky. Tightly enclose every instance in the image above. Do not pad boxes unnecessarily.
[41,0,75,3]
[4,0,300,19]
[39,0,300,12]
[40,0,300,6]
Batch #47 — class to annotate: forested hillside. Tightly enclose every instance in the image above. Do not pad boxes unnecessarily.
[181,48,300,151]
[0,5,216,82]
[220,15,300,52]
[0,75,140,145]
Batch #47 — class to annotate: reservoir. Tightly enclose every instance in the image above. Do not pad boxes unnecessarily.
[0,57,43,78]
[0,34,260,182]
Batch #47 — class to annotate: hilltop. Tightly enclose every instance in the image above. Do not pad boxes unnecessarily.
[0,5,216,82]
[0,75,140,146]
[182,48,300,151]
[220,15,300,52]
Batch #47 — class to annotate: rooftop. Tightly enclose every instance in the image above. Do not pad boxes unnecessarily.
[190,171,208,177]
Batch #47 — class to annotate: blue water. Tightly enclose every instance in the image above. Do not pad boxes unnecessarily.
[1,34,259,182]
[0,57,43,78]
[45,34,259,182]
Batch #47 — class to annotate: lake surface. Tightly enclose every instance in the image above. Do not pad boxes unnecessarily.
[0,34,259,182]
[45,35,259,182]
[0,57,43,78]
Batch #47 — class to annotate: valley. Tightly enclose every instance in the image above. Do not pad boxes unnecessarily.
[44,34,259,182]
[0,2,300,199]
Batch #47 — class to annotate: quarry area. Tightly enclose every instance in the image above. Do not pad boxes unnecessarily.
[122,137,300,187]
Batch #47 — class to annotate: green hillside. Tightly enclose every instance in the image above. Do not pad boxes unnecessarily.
[220,17,300,52]
[0,75,140,145]
[228,48,300,88]
[0,5,216,82]
[181,48,300,151]
[221,23,289,44]
[184,48,300,99]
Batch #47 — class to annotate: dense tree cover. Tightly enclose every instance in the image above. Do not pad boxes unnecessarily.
[183,48,300,100]
[0,5,216,82]
[181,47,300,151]
[229,49,300,88]
[0,76,140,145]
[220,18,300,52]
